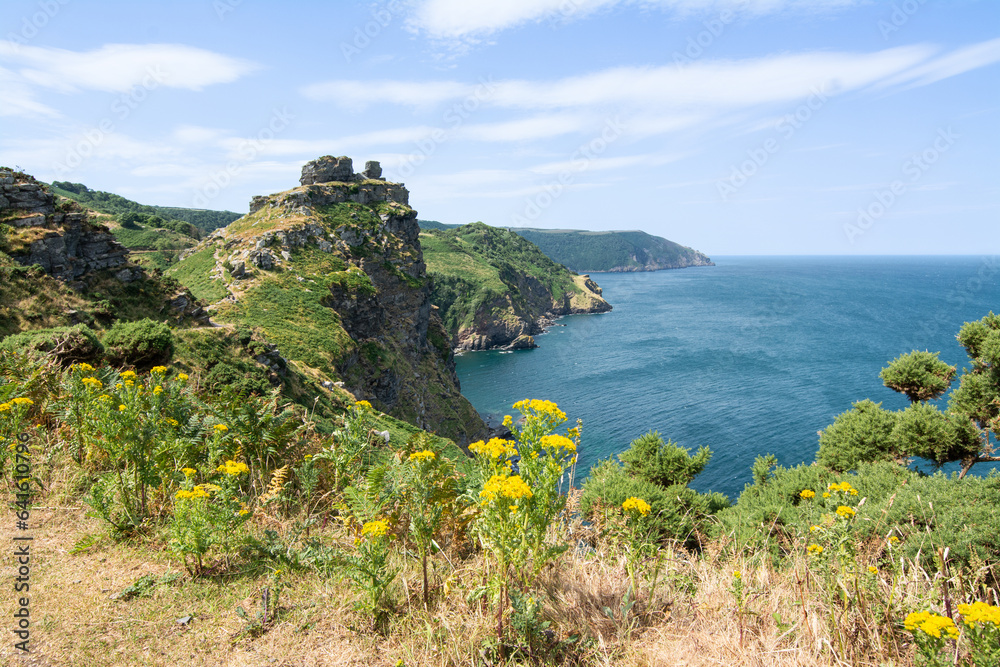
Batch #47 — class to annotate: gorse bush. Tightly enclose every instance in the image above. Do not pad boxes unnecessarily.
[618,430,711,487]
[101,318,174,368]
[581,430,728,549]
[0,324,104,365]
[816,399,899,472]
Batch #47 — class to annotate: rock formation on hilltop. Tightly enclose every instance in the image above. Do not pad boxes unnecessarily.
[169,157,487,444]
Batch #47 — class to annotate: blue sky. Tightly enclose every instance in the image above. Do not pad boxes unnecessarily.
[1,0,997,255]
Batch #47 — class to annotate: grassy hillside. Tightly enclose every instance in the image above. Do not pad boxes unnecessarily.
[51,182,241,233]
[512,227,713,273]
[422,222,610,349]
[167,185,486,444]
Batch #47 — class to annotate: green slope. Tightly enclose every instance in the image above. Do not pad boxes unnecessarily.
[421,222,611,350]
[50,182,241,233]
[511,228,713,273]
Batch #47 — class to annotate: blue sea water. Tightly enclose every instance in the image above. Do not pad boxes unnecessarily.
[454,256,1000,500]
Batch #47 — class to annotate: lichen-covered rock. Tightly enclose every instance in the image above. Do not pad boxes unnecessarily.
[300,155,354,185]
[363,161,383,179]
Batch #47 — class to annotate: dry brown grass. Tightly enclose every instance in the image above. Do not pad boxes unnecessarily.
[0,494,930,667]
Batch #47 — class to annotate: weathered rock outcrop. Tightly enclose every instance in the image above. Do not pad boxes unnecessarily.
[170,157,487,444]
[0,168,140,282]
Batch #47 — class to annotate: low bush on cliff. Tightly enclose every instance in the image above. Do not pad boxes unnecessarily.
[101,318,174,368]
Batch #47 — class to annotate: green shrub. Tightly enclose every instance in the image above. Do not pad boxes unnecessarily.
[816,399,899,472]
[0,324,104,364]
[580,458,728,549]
[101,318,173,368]
[892,402,980,466]
[618,430,711,487]
[879,350,956,402]
[716,460,1000,573]
[204,361,272,397]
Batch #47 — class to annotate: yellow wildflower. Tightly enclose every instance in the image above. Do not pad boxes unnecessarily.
[822,492,831,498]
[479,474,533,502]
[166,418,179,427]
[12,397,33,406]
[151,366,167,374]
[807,544,824,555]
[213,424,229,433]
[216,460,249,476]
[469,438,517,460]
[622,496,652,516]
[0,403,10,413]
[540,434,576,453]
[182,468,197,477]
[153,385,163,395]
[512,398,567,423]
[904,610,959,639]
[355,400,372,410]
[502,414,514,429]
[889,536,900,546]
[177,373,189,382]
[958,601,1000,627]
[120,370,137,380]
[868,566,878,575]
[118,404,126,412]
[799,489,815,499]
[175,486,210,500]
[733,570,742,579]
[361,519,390,538]
[75,363,95,372]
[809,525,822,533]
[123,379,134,388]
[239,509,250,516]
[828,481,859,496]
[81,377,103,390]
[836,505,856,519]
[408,450,436,462]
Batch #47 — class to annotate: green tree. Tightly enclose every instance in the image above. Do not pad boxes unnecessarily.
[820,313,1000,477]
[948,312,1000,476]
[879,350,956,402]
[816,400,899,472]
[618,430,711,487]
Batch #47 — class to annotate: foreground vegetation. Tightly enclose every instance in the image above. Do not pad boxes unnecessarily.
[2,315,1000,666]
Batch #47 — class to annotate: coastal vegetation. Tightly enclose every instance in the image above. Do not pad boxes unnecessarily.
[2,165,997,665]
[421,222,610,350]
[509,228,713,273]
[2,312,999,664]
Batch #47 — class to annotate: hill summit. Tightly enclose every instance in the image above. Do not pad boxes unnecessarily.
[169,156,486,443]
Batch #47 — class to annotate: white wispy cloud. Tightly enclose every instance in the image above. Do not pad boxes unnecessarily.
[302,45,937,114]
[407,0,863,40]
[300,79,471,110]
[874,37,1000,90]
[0,42,259,93]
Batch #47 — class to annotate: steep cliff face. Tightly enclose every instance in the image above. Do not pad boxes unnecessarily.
[422,222,612,351]
[0,168,139,283]
[168,157,487,444]
[0,169,205,332]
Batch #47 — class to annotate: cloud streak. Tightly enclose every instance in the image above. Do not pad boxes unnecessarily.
[0,41,259,93]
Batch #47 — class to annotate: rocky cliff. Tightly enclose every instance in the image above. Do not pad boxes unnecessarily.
[168,156,487,444]
[0,168,141,284]
[0,168,206,331]
[422,222,612,351]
